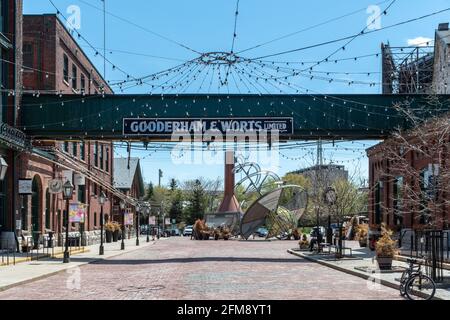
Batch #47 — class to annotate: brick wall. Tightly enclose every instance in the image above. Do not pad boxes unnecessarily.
[20,14,114,234]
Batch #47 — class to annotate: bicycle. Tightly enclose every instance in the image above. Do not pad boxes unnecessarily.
[399,257,436,300]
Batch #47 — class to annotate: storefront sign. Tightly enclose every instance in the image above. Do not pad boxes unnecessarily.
[69,203,86,223]
[123,118,294,136]
[18,179,32,195]
[0,122,30,151]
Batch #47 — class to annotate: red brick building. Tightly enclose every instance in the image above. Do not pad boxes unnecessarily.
[369,23,450,237]
[0,0,23,241]
[367,143,450,231]
[18,14,114,239]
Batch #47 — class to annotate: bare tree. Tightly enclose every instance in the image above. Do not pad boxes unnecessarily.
[374,98,450,231]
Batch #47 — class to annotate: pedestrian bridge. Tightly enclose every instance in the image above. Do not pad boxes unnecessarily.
[20,93,450,141]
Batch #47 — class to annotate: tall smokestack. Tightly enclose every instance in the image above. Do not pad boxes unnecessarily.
[217,150,242,213]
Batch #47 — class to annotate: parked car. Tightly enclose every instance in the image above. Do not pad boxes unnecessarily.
[255,227,268,237]
[183,225,193,236]
[170,228,181,236]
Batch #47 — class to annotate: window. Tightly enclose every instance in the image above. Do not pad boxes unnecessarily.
[80,74,86,93]
[72,64,77,89]
[374,181,383,225]
[105,147,109,172]
[63,141,69,153]
[94,142,98,167]
[23,43,34,69]
[78,185,86,204]
[100,144,104,170]
[393,177,404,226]
[72,142,77,157]
[63,54,69,83]
[21,195,28,231]
[80,141,85,161]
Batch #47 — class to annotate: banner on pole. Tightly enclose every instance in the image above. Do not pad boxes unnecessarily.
[69,203,86,223]
[124,212,134,226]
[148,216,156,225]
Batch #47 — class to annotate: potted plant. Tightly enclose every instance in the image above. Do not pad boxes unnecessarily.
[298,234,309,250]
[105,222,114,243]
[112,222,120,242]
[355,224,368,247]
[222,227,231,240]
[375,224,397,270]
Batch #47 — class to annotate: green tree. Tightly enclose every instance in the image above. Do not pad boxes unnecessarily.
[183,179,207,224]
[169,178,178,192]
[168,179,183,223]
[144,182,154,201]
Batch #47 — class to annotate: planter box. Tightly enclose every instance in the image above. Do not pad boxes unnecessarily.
[377,256,393,270]
[105,231,113,243]
[112,230,119,242]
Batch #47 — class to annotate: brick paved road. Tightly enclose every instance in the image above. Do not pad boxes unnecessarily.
[0,238,402,300]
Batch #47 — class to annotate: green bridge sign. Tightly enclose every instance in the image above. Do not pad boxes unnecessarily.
[20,94,450,141]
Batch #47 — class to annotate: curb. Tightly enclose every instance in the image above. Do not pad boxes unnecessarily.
[287,249,444,300]
[0,240,156,292]
[0,248,89,267]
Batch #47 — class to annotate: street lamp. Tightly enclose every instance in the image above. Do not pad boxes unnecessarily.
[145,206,151,242]
[323,187,339,256]
[62,180,74,263]
[120,200,126,250]
[135,205,140,246]
[99,191,106,255]
[0,156,8,181]
[157,210,160,239]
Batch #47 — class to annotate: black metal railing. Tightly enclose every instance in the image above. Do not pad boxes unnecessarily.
[404,229,449,283]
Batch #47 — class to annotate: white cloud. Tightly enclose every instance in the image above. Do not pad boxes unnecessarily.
[407,37,433,47]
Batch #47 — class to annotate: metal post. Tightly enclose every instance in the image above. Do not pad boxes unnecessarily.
[63,199,70,263]
[99,204,104,255]
[121,210,125,250]
[146,216,150,242]
[136,208,140,246]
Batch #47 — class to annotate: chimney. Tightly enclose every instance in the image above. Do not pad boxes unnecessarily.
[438,23,449,31]
[217,150,242,213]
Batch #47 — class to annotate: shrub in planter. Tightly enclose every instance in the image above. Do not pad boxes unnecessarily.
[355,224,368,247]
[105,222,114,243]
[112,222,121,242]
[375,223,397,270]
[298,234,309,250]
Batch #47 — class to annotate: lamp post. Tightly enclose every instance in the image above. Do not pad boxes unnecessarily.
[323,187,338,256]
[136,205,140,246]
[120,200,126,250]
[99,191,106,255]
[62,180,74,263]
[145,205,151,242]
[157,210,160,239]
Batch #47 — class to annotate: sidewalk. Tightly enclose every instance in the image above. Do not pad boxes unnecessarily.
[0,236,159,292]
[287,241,450,300]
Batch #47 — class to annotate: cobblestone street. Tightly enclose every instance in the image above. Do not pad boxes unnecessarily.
[0,238,402,300]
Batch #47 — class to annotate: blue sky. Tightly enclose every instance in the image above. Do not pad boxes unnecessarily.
[24,0,450,187]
